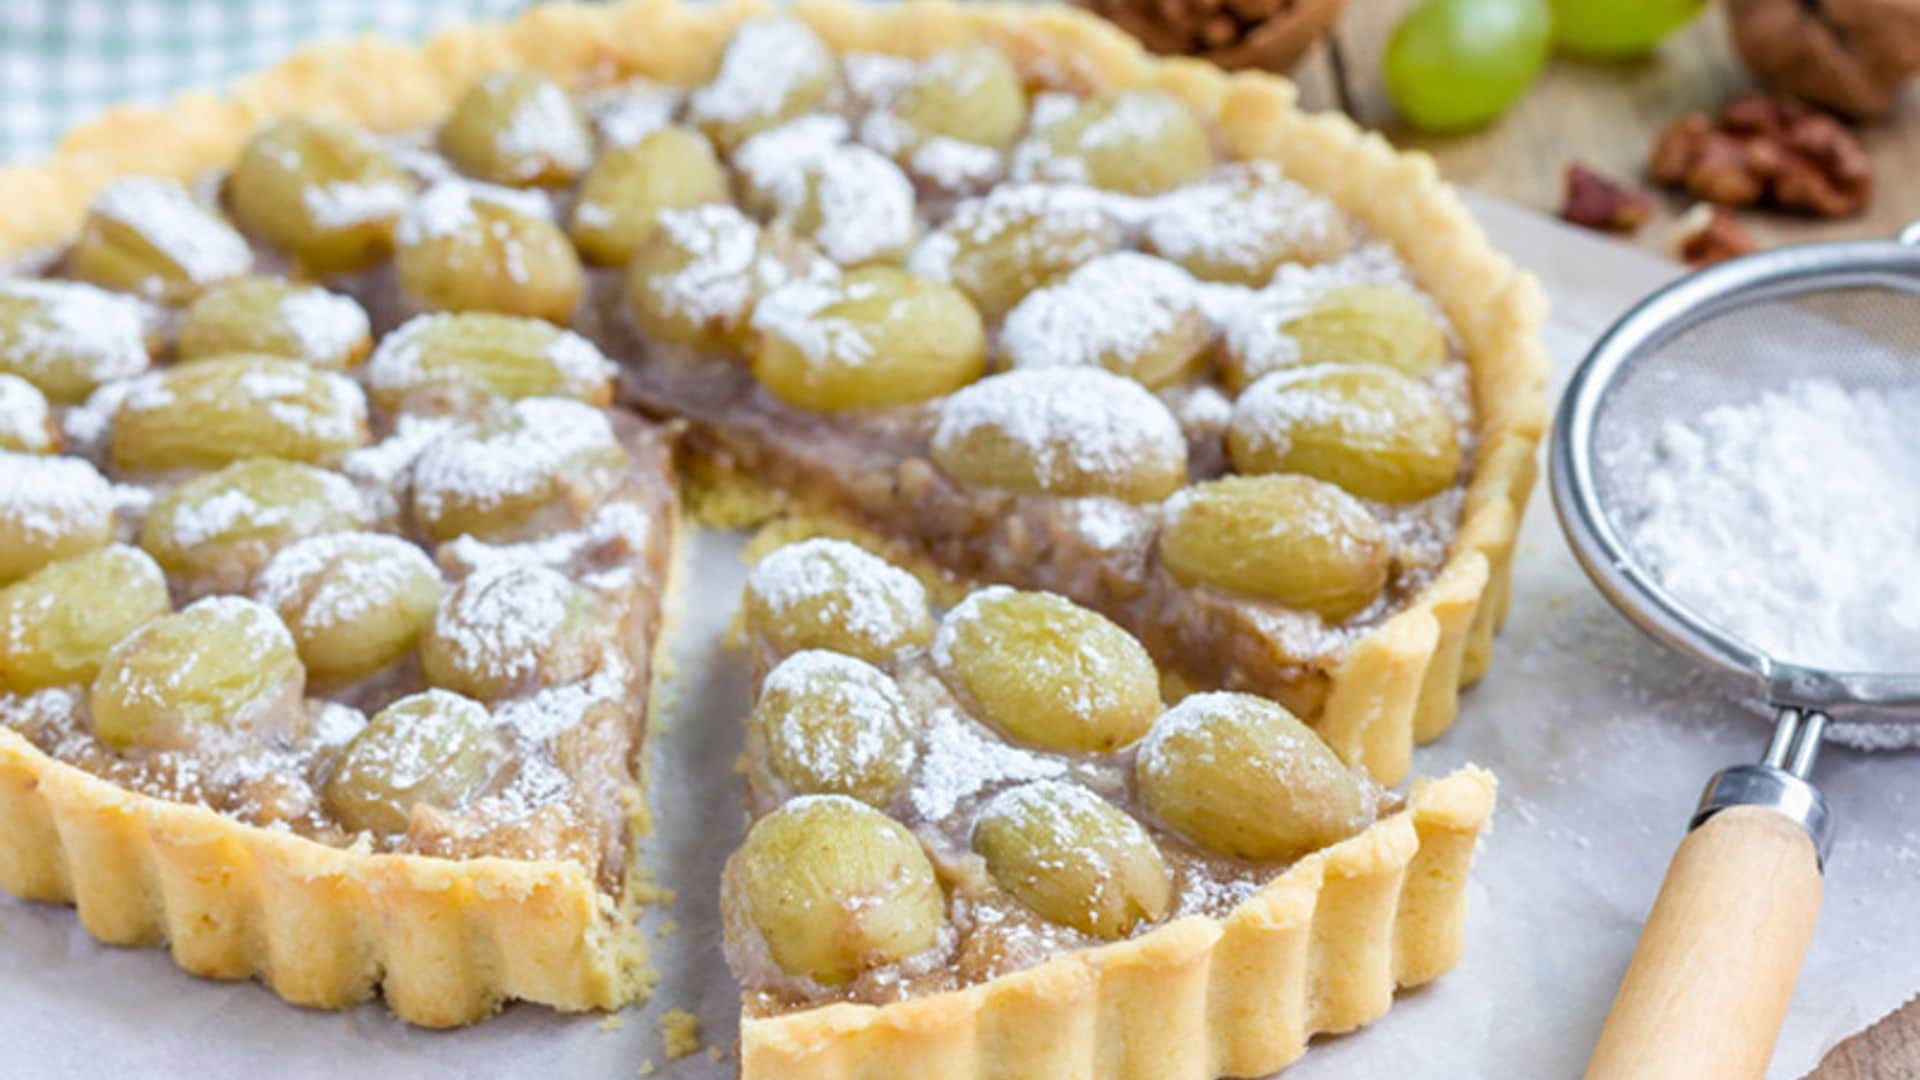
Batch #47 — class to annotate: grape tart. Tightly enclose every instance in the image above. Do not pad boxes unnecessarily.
[0,0,1543,1068]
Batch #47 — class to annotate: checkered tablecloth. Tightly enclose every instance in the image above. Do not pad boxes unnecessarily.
[0,0,547,164]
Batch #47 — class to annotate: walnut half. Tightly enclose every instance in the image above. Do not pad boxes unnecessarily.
[1728,0,1920,119]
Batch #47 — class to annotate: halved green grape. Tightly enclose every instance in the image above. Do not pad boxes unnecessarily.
[749,650,918,807]
[0,374,58,453]
[1140,162,1352,286]
[569,125,730,266]
[1227,365,1462,503]
[257,531,441,685]
[228,115,419,274]
[0,545,169,692]
[1159,475,1388,620]
[624,205,826,354]
[1550,0,1703,59]
[766,143,917,267]
[418,562,605,701]
[722,794,945,984]
[1134,691,1373,861]
[908,185,1121,321]
[1222,282,1447,392]
[365,312,613,411]
[439,72,594,188]
[743,538,933,664]
[933,586,1160,753]
[90,596,305,752]
[1017,90,1213,195]
[1384,0,1551,135]
[394,182,583,322]
[323,689,507,835]
[0,280,150,404]
[67,177,252,303]
[324,687,506,834]
[688,18,838,152]
[888,47,1026,150]
[930,367,1188,503]
[140,458,364,593]
[972,780,1171,938]
[0,453,115,584]
[176,277,372,370]
[109,355,369,472]
[750,267,985,411]
[408,397,626,542]
[998,253,1211,389]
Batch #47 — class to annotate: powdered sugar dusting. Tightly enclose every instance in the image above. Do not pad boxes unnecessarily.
[749,275,878,370]
[276,285,371,367]
[303,177,415,229]
[429,562,574,688]
[932,368,1186,490]
[999,252,1202,373]
[0,374,53,452]
[747,538,927,646]
[0,280,150,391]
[1142,162,1346,281]
[410,397,615,521]
[688,18,833,127]
[759,650,916,796]
[1229,365,1400,458]
[908,704,1068,823]
[0,452,111,542]
[486,73,593,179]
[640,204,822,329]
[395,179,550,244]
[89,177,251,288]
[256,531,438,633]
[585,81,682,147]
[1222,246,1422,384]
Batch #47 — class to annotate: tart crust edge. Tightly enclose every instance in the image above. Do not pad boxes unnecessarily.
[0,501,685,1029]
[740,766,1496,1079]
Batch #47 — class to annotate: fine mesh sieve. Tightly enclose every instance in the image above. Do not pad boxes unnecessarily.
[1552,229,1920,1078]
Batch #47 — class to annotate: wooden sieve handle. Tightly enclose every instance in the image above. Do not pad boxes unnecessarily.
[1586,806,1823,1080]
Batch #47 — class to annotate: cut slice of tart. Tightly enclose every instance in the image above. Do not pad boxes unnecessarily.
[728,537,1495,1078]
[0,289,679,1026]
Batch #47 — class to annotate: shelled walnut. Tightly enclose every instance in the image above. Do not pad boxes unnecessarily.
[1648,92,1870,218]
[1728,0,1920,120]
[1077,0,1341,71]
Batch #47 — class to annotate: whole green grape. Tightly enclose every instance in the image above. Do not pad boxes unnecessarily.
[1384,0,1551,134]
[1550,0,1703,59]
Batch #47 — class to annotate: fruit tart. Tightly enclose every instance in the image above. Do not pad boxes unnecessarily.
[729,537,1494,1077]
[0,0,1546,1064]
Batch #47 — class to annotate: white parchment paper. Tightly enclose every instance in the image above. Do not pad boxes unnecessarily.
[3,197,1915,1079]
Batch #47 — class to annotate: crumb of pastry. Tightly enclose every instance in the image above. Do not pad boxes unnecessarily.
[660,1008,701,1060]
[599,1014,626,1032]
[657,918,679,939]
[637,1060,655,1077]
[706,1046,725,1063]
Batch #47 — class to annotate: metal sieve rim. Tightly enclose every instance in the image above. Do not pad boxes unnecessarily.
[1550,237,1920,723]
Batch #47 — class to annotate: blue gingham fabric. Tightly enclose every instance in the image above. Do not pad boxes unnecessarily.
[0,0,544,163]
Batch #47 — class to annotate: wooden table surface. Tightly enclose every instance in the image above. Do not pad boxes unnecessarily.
[1277,3,1920,1074]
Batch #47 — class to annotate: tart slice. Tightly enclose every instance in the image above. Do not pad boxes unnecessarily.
[0,281,678,1026]
[728,538,1494,1078]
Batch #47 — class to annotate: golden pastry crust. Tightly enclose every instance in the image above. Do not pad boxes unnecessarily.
[0,0,1533,1052]
[740,767,1495,1079]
